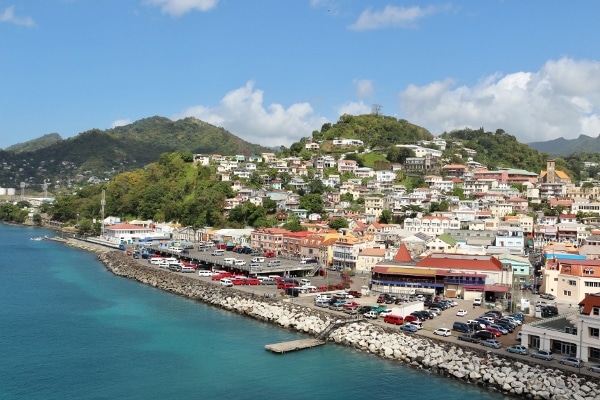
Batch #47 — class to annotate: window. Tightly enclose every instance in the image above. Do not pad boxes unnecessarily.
[591,327,600,338]
[564,290,571,296]
[568,280,577,286]
[594,307,600,316]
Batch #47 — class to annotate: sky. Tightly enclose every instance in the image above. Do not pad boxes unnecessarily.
[1,1,600,149]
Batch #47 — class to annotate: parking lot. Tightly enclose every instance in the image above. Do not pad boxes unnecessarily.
[131,251,598,377]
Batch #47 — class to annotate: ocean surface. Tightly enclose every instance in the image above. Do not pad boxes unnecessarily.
[0,224,509,400]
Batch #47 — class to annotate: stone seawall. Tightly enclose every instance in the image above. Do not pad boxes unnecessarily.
[98,251,599,400]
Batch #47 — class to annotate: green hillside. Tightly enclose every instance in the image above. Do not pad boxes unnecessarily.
[0,116,271,188]
[4,133,63,153]
[529,134,600,156]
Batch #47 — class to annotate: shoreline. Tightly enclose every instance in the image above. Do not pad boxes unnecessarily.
[84,243,598,400]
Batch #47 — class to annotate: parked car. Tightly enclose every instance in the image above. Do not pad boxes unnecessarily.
[489,324,509,335]
[481,339,502,349]
[588,364,600,373]
[329,301,347,311]
[404,315,421,323]
[198,270,212,277]
[485,327,503,337]
[506,345,528,355]
[342,301,359,309]
[383,315,404,325]
[245,277,260,285]
[456,309,468,316]
[433,328,452,337]
[473,297,482,306]
[400,324,418,333]
[379,309,393,318]
[558,357,584,368]
[472,330,495,340]
[347,290,362,298]
[531,350,553,361]
[363,311,379,319]
[457,333,481,343]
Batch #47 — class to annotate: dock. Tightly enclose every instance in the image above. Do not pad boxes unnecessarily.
[265,338,325,354]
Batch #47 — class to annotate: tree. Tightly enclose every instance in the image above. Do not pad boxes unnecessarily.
[32,213,42,226]
[329,217,349,230]
[262,198,277,214]
[308,179,326,195]
[283,214,306,232]
[299,193,324,214]
[387,146,415,164]
[340,192,354,202]
[378,210,392,224]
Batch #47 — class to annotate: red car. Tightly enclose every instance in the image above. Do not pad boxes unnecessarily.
[263,251,276,258]
[245,277,260,285]
[485,327,503,337]
[343,301,359,309]
[230,278,245,286]
[347,290,362,298]
[404,315,421,323]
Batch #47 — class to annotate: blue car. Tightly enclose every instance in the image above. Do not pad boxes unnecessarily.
[400,324,418,333]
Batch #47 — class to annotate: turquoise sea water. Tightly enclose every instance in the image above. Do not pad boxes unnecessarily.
[0,224,509,400]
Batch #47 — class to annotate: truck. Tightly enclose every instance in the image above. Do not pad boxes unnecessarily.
[363,310,379,319]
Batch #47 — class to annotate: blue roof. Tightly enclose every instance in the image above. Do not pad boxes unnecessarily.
[544,253,586,260]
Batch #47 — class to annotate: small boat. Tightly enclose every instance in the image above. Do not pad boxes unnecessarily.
[30,237,44,241]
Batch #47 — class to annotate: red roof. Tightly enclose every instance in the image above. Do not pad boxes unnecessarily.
[393,243,413,263]
[579,293,600,315]
[105,223,149,230]
[416,254,503,271]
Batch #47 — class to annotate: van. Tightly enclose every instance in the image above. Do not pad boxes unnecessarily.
[220,278,233,287]
[234,259,246,266]
[180,265,195,273]
[383,315,404,325]
[302,285,317,292]
[252,257,265,263]
[169,246,183,253]
[224,258,236,265]
[300,278,312,286]
[267,260,281,267]
[150,257,164,265]
[249,263,262,271]
[453,321,473,333]
[211,249,225,256]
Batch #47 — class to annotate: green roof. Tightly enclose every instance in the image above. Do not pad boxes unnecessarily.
[438,233,457,245]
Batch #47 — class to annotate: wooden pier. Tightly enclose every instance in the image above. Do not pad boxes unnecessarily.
[265,338,325,354]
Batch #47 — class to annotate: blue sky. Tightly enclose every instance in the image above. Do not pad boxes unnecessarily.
[1,1,600,149]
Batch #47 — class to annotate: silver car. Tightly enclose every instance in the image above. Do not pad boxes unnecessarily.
[588,364,600,373]
[558,357,584,368]
[531,350,553,361]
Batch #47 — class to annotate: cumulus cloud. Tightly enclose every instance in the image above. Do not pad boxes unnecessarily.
[354,79,374,99]
[111,119,132,128]
[336,101,372,117]
[173,81,328,146]
[0,5,35,27]
[399,57,600,142]
[349,4,442,31]
[143,0,218,17]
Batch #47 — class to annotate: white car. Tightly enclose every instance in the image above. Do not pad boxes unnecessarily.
[379,309,393,318]
[433,328,452,337]
[456,309,468,316]
[198,270,212,277]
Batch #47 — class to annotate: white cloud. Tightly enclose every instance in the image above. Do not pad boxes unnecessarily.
[354,79,374,99]
[143,0,218,17]
[336,101,371,117]
[399,57,600,142]
[0,6,35,27]
[111,119,132,128]
[349,4,441,31]
[173,81,327,146]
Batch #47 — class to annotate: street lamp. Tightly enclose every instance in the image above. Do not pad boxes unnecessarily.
[579,319,584,373]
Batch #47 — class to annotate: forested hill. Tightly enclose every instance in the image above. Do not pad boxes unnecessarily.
[4,133,63,153]
[311,114,433,148]
[440,128,570,175]
[529,134,600,156]
[0,116,271,187]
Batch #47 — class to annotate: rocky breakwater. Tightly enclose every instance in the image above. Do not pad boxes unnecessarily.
[98,251,335,335]
[330,322,600,399]
[98,251,599,399]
